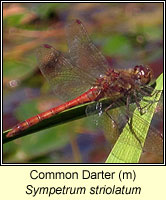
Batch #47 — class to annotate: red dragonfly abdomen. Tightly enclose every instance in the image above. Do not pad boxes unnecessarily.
[6,88,99,138]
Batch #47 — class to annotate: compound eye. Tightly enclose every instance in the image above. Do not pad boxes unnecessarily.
[134,65,146,76]
[134,65,152,85]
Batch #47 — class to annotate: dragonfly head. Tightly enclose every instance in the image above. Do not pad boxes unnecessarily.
[133,65,153,85]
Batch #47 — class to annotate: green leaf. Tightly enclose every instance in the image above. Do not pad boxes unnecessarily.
[4,14,25,26]
[102,35,133,56]
[4,55,37,79]
[105,73,163,163]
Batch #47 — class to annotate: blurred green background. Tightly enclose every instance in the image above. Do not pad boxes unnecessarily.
[3,2,163,163]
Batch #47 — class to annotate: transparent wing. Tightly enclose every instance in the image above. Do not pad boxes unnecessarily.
[86,89,163,157]
[143,93,163,155]
[103,92,163,157]
[36,44,92,101]
[66,19,110,79]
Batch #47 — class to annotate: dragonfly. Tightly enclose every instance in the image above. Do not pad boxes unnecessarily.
[6,19,163,159]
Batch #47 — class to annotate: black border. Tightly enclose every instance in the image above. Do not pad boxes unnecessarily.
[1,1,165,166]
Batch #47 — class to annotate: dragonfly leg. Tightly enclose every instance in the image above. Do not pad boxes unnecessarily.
[132,91,146,115]
[140,86,161,99]
[133,90,154,115]
[134,89,161,115]
[127,117,143,149]
[141,90,162,105]
[105,103,119,128]
[126,95,143,149]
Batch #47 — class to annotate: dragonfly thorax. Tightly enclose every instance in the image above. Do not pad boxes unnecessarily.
[94,69,131,100]
[94,65,152,100]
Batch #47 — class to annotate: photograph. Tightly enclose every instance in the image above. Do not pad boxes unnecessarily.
[3,2,164,164]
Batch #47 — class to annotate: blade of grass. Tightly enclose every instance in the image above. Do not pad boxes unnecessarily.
[106,73,163,163]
